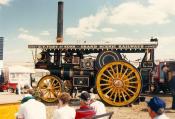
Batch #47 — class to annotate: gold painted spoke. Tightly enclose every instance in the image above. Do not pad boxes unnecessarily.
[101,86,113,91]
[121,91,127,101]
[126,70,134,77]
[109,87,116,98]
[121,68,128,80]
[113,90,117,102]
[100,83,110,86]
[101,78,112,83]
[53,81,59,86]
[107,69,115,79]
[127,88,135,94]
[110,66,116,76]
[50,90,57,98]
[116,65,119,78]
[102,73,110,79]
[124,76,136,82]
[122,89,131,98]
[126,85,137,89]
[129,81,138,84]
[48,91,52,98]
[120,64,123,74]
[42,90,49,97]
[51,78,56,85]
[54,85,61,89]
[105,88,113,96]
[118,90,121,102]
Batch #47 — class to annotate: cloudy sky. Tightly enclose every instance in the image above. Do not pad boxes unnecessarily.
[0,0,175,65]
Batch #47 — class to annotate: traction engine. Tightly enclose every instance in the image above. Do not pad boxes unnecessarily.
[28,1,158,106]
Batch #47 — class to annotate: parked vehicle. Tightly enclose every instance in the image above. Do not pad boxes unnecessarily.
[0,82,17,93]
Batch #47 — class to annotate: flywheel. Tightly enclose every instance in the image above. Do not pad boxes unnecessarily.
[37,75,62,102]
[96,61,142,106]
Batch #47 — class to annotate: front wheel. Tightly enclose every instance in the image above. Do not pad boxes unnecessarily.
[96,61,142,106]
[37,75,62,103]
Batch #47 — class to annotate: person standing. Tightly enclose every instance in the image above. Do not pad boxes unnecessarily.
[17,91,46,119]
[168,71,175,110]
[53,92,76,119]
[164,62,175,110]
[147,96,169,119]
[75,91,96,119]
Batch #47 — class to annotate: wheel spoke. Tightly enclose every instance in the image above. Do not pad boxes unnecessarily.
[102,73,110,79]
[123,76,136,82]
[47,91,51,98]
[113,90,117,102]
[107,69,115,79]
[121,67,128,80]
[54,86,61,89]
[121,91,127,101]
[127,88,135,94]
[125,85,137,89]
[118,89,121,102]
[120,64,123,74]
[51,90,57,98]
[110,66,116,77]
[116,64,119,78]
[122,89,131,98]
[100,83,110,86]
[126,70,133,77]
[53,81,59,86]
[105,88,113,96]
[129,81,138,84]
[51,78,56,86]
[101,78,112,83]
[109,87,116,98]
[101,86,113,91]
[42,90,49,97]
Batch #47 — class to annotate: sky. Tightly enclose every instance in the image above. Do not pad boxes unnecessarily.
[0,0,175,66]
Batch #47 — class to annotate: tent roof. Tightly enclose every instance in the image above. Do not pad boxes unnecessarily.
[8,65,34,73]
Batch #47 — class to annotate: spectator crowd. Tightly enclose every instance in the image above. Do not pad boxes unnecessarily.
[15,88,171,119]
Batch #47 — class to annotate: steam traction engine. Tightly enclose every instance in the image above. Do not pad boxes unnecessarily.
[28,1,158,106]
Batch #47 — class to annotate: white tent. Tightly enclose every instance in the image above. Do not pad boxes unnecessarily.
[8,65,34,73]
[6,65,34,88]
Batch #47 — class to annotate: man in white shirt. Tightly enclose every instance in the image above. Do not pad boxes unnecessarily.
[147,96,169,119]
[17,96,46,119]
[53,92,75,119]
[90,94,106,118]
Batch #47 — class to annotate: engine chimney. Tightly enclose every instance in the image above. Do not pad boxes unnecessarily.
[56,1,63,43]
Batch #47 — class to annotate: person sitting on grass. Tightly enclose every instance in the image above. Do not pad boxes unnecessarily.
[147,96,169,119]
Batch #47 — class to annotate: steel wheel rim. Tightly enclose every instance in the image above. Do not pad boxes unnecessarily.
[37,75,62,102]
[96,61,142,106]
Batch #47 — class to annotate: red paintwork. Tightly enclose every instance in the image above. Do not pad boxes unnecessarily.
[0,83,17,91]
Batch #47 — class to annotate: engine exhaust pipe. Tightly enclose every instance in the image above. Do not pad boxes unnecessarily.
[56,1,63,43]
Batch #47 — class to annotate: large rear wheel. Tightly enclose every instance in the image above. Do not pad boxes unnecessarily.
[37,75,62,102]
[96,61,142,106]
